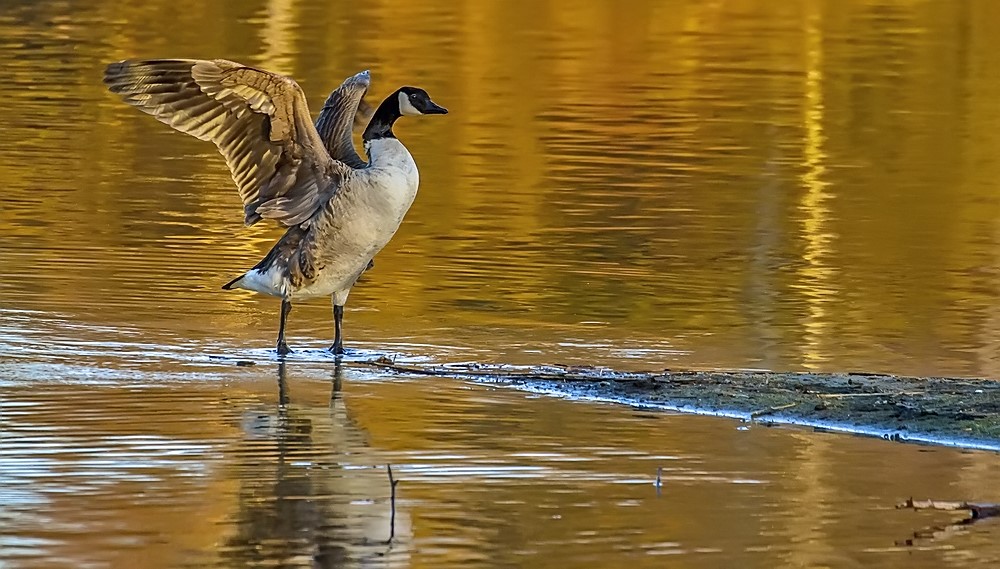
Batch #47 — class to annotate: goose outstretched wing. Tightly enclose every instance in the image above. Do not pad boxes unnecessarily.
[314,69,372,169]
[104,58,351,227]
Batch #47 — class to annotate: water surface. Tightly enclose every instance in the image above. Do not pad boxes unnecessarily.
[3,0,1000,566]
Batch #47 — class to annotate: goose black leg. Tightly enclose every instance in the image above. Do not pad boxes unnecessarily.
[330,305,344,355]
[277,299,292,356]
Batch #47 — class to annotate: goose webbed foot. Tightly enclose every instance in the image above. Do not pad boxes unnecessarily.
[277,341,292,356]
[329,342,344,356]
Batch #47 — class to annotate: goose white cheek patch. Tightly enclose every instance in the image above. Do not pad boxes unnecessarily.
[398,92,422,116]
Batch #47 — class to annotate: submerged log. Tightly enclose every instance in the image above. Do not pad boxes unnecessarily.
[896,497,1000,546]
[897,498,1000,520]
[355,358,1000,446]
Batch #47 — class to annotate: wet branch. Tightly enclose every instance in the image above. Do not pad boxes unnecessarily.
[897,498,1000,519]
[386,464,399,544]
[365,359,444,376]
[358,359,935,395]
[360,358,609,382]
[896,497,1000,546]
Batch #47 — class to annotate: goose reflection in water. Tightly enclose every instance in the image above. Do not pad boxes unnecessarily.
[221,362,411,567]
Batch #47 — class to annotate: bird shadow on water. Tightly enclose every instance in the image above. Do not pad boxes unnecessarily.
[218,361,409,567]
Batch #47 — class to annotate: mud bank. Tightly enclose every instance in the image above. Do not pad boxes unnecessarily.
[362,360,1000,450]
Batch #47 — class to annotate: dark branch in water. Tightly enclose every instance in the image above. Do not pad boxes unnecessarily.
[898,498,1000,519]
[386,464,399,545]
[896,497,1000,546]
[360,357,627,382]
[365,359,448,376]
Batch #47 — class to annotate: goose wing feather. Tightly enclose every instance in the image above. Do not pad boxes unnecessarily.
[104,58,350,227]
[314,69,372,169]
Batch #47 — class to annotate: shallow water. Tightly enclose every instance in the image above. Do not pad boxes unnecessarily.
[4,0,1000,566]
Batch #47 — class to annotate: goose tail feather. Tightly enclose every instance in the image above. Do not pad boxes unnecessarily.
[222,274,245,290]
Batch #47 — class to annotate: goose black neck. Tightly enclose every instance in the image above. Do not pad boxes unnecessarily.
[363,91,401,141]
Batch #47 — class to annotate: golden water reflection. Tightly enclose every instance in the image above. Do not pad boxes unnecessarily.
[4,0,1000,567]
[3,0,1000,375]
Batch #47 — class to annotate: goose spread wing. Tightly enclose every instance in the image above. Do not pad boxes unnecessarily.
[104,58,350,227]
[314,70,372,169]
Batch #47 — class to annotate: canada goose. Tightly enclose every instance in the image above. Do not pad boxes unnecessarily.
[103,59,447,355]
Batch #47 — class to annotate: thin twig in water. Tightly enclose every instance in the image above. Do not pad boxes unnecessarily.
[386,464,400,544]
[818,391,924,399]
[361,359,572,381]
[365,359,444,375]
[360,358,662,383]
[749,402,798,419]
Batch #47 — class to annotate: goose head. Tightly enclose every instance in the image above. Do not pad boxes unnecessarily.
[363,86,447,141]
[397,87,448,116]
